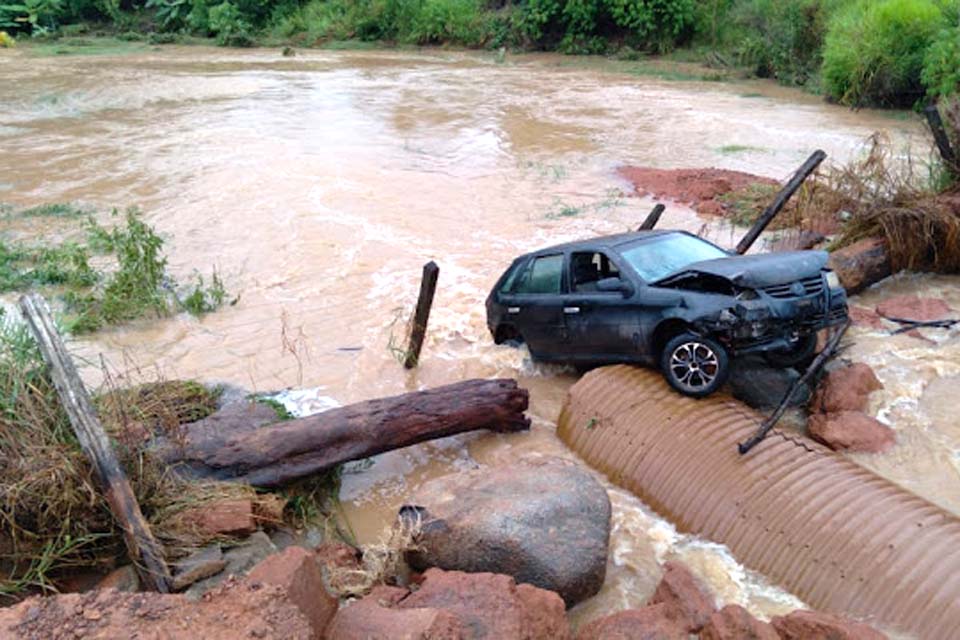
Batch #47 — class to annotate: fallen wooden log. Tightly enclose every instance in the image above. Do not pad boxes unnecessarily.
[160,378,530,487]
[638,203,665,230]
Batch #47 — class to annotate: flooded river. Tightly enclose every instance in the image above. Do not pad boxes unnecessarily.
[1,46,954,629]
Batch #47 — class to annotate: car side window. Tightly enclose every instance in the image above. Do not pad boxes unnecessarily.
[571,251,622,292]
[513,254,563,294]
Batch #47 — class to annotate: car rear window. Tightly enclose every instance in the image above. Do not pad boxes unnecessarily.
[513,254,563,294]
[620,234,728,282]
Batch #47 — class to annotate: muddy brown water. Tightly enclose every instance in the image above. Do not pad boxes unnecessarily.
[1,46,956,632]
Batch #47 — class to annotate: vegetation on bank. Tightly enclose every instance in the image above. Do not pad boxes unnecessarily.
[2,0,958,107]
[0,203,231,333]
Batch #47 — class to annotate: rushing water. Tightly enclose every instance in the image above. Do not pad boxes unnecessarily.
[1,45,954,629]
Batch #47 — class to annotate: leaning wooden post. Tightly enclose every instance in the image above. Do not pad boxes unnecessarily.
[924,105,957,172]
[638,203,666,230]
[18,294,171,592]
[735,150,827,255]
[404,261,439,369]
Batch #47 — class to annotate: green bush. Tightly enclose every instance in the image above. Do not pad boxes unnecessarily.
[822,0,947,106]
[922,25,960,99]
[208,0,254,45]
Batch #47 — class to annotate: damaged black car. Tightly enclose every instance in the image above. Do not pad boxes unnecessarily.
[486,230,849,397]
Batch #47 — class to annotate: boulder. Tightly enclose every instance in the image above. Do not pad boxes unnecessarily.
[327,585,466,640]
[808,411,896,453]
[248,546,338,638]
[647,561,716,633]
[827,238,891,295]
[402,456,610,607]
[771,610,888,640]
[848,306,883,330]
[576,604,686,640]
[96,565,139,593]
[875,295,954,322]
[810,363,883,414]
[700,605,779,640]
[172,544,226,591]
[176,498,257,537]
[400,568,571,639]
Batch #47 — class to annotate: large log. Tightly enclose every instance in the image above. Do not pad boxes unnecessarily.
[163,379,530,487]
[19,294,171,592]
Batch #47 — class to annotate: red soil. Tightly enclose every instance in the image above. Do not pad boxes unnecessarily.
[618,166,778,216]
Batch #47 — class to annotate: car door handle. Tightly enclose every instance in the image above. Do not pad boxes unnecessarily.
[564,306,581,314]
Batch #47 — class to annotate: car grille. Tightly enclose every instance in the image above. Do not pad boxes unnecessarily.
[762,275,824,299]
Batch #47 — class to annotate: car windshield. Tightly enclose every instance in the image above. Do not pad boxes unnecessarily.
[619,233,729,282]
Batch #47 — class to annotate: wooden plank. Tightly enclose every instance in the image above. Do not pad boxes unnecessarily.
[638,203,666,231]
[735,150,827,255]
[403,261,439,369]
[18,294,171,592]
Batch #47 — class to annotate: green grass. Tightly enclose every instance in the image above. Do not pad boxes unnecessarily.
[254,396,295,421]
[24,37,152,57]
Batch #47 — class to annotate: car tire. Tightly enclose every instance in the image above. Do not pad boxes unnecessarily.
[660,332,730,398]
[763,333,817,370]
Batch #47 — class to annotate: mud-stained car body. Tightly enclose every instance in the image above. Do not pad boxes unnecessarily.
[486,230,848,397]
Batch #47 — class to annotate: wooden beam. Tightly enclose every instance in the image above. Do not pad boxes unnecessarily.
[735,150,827,255]
[18,294,171,592]
[924,105,957,172]
[638,203,666,231]
[404,261,439,369]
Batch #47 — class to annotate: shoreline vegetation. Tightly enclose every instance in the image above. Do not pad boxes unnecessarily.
[0,0,958,108]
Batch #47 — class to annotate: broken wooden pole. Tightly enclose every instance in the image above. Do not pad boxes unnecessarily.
[638,203,665,230]
[404,261,439,369]
[738,320,850,455]
[924,105,957,172]
[18,294,172,592]
[160,378,530,487]
[735,150,827,255]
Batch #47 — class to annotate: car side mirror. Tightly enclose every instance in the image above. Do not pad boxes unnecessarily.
[596,277,632,297]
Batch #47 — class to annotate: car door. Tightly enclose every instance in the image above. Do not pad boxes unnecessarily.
[564,250,644,361]
[498,253,568,359]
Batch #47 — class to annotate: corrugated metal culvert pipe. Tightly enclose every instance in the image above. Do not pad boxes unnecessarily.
[558,365,960,639]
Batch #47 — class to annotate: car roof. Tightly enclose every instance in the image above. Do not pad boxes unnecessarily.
[524,230,681,257]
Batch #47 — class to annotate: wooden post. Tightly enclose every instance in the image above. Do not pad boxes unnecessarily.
[638,203,666,231]
[404,261,439,369]
[924,105,957,171]
[735,150,827,255]
[18,294,171,592]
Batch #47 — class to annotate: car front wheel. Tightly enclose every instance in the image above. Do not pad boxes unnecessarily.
[660,332,730,398]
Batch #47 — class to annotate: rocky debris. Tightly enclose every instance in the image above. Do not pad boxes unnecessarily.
[808,412,896,453]
[771,609,888,639]
[729,358,808,409]
[848,306,883,330]
[326,585,466,640]
[575,604,686,640]
[187,530,277,598]
[253,493,287,526]
[175,498,257,537]
[700,605,779,640]
[95,565,139,593]
[647,561,716,633]
[330,569,570,639]
[0,577,313,640]
[314,540,363,593]
[811,363,883,414]
[827,238,892,295]
[875,295,954,322]
[617,166,778,217]
[248,546,338,639]
[403,456,610,607]
[172,544,227,591]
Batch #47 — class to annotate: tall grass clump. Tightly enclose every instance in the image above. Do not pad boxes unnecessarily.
[921,22,960,100]
[822,0,947,107]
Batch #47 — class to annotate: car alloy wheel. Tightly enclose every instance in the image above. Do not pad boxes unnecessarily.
[660,332,730,397]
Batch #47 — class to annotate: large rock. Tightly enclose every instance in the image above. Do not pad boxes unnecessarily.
[248,546,338,638]
[175,498,257,537]
[647,561,716,633]
[828,238,891,295]
[329,569,569,640]
[576,604,686,640]
[700,605,779,640]
[172,544,226,591]
[403,456,611,607]
[875,295,954,322]
[808,411,896,453]
[729,358,808,410]
[771,610,888,639]
[811,363,882,414]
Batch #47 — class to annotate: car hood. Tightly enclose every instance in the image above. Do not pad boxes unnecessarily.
[658,251,829,288]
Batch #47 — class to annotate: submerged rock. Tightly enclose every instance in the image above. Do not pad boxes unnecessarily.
[402,456,611,607]
[771,609,888,640]
[700,605,779,640]
[811,363,883,414]
[808,411,896,453]
[647,561,716,633]
[575,604,686,640]
[875,295,954,322]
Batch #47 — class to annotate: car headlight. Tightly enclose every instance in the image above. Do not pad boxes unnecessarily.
[824,270,841,290]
